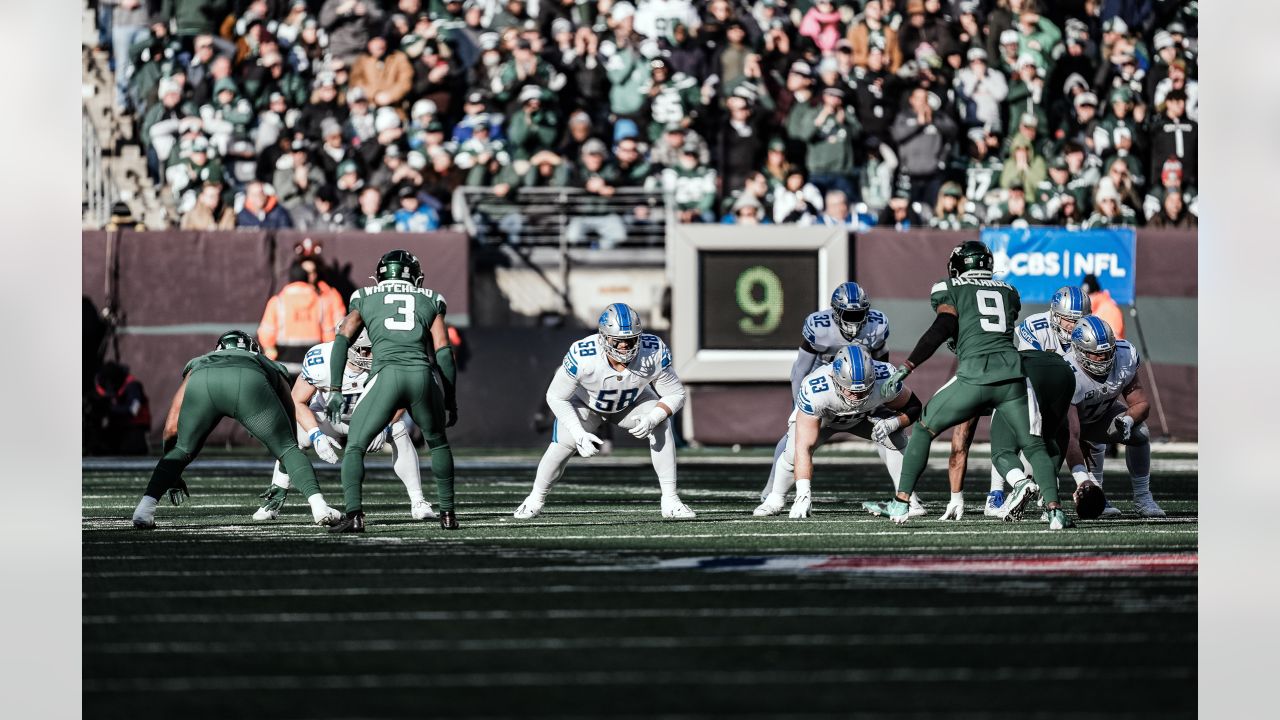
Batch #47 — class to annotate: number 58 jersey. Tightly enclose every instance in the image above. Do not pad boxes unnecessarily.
[793,360,897,430]
[348,280,447,376]
[553,333,683,416]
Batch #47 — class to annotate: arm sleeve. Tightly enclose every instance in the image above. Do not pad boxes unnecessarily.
[435,345,457,408]
[545,367,585,442]
[328,334,349,392]
[899,391,923,424]
[652,367,686,416]
[905,312,959,370]
[790,348,819,400]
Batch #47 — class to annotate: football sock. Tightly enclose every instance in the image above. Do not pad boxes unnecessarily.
[270,461,292,490]
[896,428,934,497]
[428,442,455,512]
[770,438,797,499]
[133,495,158,522]
[760,434,789,498]
[1131,474,1152,500]
[530,443,575,503]
[1126,438,1152,478]
[1005,468,1027,486]
[277,445,321,499]
[1089,442,1107,487]
[143,454,192,499]
[391,431,425,504]
[875,441,904,492]
[990,465,1007,492]
[307,494,332,514]
[339,446,367,513]
[650,421,678,499]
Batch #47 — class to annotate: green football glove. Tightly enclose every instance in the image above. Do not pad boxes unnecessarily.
[166,478,190,506]
[325,392,344,426]
[882,364,911,399]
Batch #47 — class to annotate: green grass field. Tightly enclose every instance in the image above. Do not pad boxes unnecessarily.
[83,452,1196,719]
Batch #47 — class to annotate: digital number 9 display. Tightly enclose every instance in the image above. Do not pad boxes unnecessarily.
[699,251,818,350]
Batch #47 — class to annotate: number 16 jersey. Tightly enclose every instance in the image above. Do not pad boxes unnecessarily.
[349,280,447,377]
[929,276,1023,384]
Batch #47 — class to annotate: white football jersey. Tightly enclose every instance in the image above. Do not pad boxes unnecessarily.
[792,360,897,430]
[634,0,701,41]
[557,333,680,415]
[300,341,368,433]
[800,308,891,363]
[1067,340,1141,424]
[1015,310,1072,356]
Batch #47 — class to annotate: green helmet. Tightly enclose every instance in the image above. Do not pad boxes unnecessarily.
[947,240,994,279]
[215,330,260,353]
[375,249,423,286]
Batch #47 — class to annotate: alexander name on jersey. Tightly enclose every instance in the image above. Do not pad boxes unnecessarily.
[794,359,895,429]
[801,308,890,362]
[1068,339,1141,423]
[561,333,674,415]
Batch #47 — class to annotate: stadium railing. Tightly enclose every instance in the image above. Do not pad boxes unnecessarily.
[83,105,115,229]
[452,185,674,248]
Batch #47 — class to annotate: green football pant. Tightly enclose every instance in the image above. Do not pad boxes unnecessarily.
[143,366,321,500]
[990,411,1066,505]
[342,365,454,513]
[898,376,1058,502]
[989,355,1076,504]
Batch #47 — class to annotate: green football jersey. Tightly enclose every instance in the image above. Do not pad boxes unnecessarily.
[350,280,447,376]
[182,347,289,381]
[929,276,1023,384]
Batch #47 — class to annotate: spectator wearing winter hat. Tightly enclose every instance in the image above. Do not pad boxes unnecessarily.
[1093,157,1142,216]
[964,126,1003,210]
[243,50,308,112]
[651,122,709,170]
[717,95,765,196]
[952,1,986,55]
[495,36,563,113]
[506,85,560,161]
[1144,30,1183,99]
[1149,88,1197,184]
[999,134,1046,198]
[657,145,718,224]
[953,47,1008,134]
[293,184,354,231]
[848,0,903,72]
[236,181,294,229]
[1146,186,1197,229]
[563,138,628,249]
[393,186,441,232]
[878,189,923,231]
[349,35,413,108]
[890,85,954,206]
[773,168,824,225]
[199,77,254,156]
[799,0,845,55]
[273,140,326,212]
[141,77,197,181]
[1143,158,1197,222]
[929,181,980,229]
[343,86,378,145]
[1093,86,1145,157]
[320,0,386,65]
[800,86,863,202]
[898,0,954,64]
[1059,91,1102,156]
[642,56,701,142]
[1004,53,1046,134]
[166,134,224,204]
[1084,185,1136,228]
[1101,126,1145,190]
[408,37,463,116]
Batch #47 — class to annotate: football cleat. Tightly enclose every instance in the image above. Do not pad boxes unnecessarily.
[1100,501,1123,518]
[132,517,156,530]
[789,494,813,519]
[907,497,927,518]
[312,506,344,526]
[513,498,544,520]
[1047,508,1075,530]
[997,479,1040,522]
[439,510,459,530]
[661,497,697,519]
[753,495,786,517]
[410,499,438,521]
[886,499,912,525]
[862,500,889,516]
[252,484,289,521]
[327,510,364,533]
[1133,495,1167,518]
[984,490,1006,517]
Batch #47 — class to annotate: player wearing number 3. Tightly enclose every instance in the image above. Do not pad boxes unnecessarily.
[514,303,694,520]
[325,250,459,533]
[878,241,1071,530]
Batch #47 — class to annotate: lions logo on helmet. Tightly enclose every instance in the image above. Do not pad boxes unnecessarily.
[829,345,877,409]
[1048,286,1091,345]
[215,329,261,354]
[598,303,643,364]
[336,322,373,371]
[375,249,424,287]
[947,240,994,279]
[830,282,872,341]
[1071,315,1116,378]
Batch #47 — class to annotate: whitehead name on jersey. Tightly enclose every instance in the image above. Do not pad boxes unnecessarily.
[793,360,896,430]
[1015,310,1071,356]
[561,333,675,415]
[801,308,890,363]
[1067,340,1140,424]
[301,342,368,432]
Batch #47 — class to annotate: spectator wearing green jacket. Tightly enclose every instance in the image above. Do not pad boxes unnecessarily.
[505,86,560,161]
[161,0,233,44]
[999,134,1046,197]
[798,87,862,202]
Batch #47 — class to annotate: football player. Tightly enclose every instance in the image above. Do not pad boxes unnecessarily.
[754,345,924,519]
[251,323,437,523]
[876,241,1070,529]
[513,303,694,519]
[131,331,343,529]
[324,250,459,533]
[760,282,890,500]
[1066,316,1166,518]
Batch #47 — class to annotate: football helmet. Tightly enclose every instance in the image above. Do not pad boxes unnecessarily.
[215,329,261,353]
[336,322,373,371]
[1071,315,1117,378]
[597,303,643,364]
[830,282,871,340]
[375,249,423,286]
[829,345,877,407]
[947,240,994,279]
[1048,285,1091,345]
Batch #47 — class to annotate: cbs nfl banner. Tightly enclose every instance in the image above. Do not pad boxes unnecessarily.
[980,227,1137,304]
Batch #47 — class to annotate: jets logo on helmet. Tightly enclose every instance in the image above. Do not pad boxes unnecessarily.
[597,303,643,365]
[830,346,877,408]
[830,282,871,340]
[1071,315,1116,378]
[215,329,261,354]
[336,322,373,371]
[1048,285,1091,345]
[375,249,424,287]
[947,240,994,279]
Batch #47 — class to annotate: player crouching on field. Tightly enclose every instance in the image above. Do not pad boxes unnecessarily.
[252,322,437,523]
[754,345,924,519]
[514,303,695,519]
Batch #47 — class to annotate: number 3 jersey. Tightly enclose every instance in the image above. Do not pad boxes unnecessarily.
[348,281,447,376]
[1066,339,1141,424]
[300,342,368,433]
[801,308,890,363]
[793,360,897,430]
[550,333,685,417]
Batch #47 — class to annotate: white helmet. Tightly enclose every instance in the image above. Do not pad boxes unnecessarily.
[337,322,373,371]
[1070,315,1116,378]
[597,303,643,364]
[1048,285,1091,345]
[830,346,878,408]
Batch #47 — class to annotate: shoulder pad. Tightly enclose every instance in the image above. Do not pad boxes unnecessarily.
[1116,339,1139,366]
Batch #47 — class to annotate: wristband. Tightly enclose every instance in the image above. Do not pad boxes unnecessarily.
[309,428,324,443]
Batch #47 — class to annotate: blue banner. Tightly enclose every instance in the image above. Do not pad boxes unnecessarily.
[980,227,1137,304]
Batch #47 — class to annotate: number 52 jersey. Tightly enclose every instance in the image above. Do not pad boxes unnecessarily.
[552,333,682,416]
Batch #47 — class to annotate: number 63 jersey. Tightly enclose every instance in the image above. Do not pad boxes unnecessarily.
[794,360,897,430]
[552,333,682,416]
[348,281,447,376]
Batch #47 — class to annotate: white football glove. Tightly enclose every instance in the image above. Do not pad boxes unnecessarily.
[366,426,391,453]
[1071,464,1097,487]
[871,416,902,450]
[628,407,668,439]
[938,495,964,521]
[1112,415,1134,442]
[574,431,604,458]
[309,428,342,465]
[789,493,813,519]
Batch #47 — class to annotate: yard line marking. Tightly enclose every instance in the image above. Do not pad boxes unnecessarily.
[651,553,1198,576]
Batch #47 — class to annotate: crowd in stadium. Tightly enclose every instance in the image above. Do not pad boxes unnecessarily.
[99,0,1199,234]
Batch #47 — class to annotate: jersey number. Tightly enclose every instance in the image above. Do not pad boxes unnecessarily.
[808,377,830,393]
[384,294,416,331]
[576,340,597,357]
[976,290,1007,332]
[595,388,639,412]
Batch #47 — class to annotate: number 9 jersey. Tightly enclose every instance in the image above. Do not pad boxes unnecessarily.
[348,281,447,376]
[553,333,684,416]
[930,276,1023,384]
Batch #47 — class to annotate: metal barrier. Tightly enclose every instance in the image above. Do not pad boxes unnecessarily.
[82,105,115,228]
[452,185,673,248]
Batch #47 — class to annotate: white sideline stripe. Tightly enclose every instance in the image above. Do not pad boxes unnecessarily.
[82,666,1192,693]
[85,631,1165,655]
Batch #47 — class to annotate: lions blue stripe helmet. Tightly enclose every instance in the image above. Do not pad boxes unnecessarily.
[830,345,877,406]
[1071,315,1116,378]
[598,303,643,364]
[830,282,871,340]
[1049,285,1091,344]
